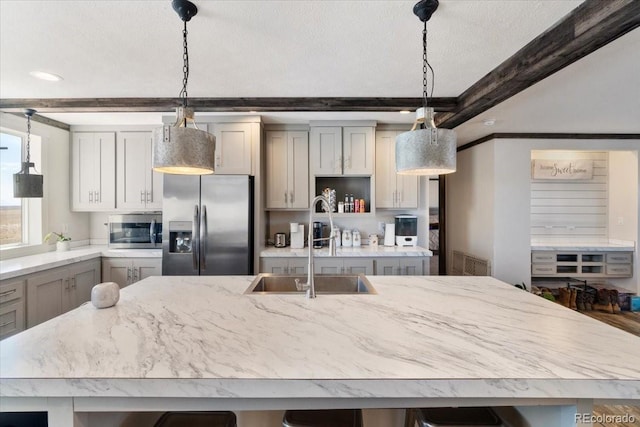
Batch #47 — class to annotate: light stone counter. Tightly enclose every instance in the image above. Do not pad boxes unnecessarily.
[0,275,638,426]
[531,240,635,252]
[0,246,161,281]
[261,245,432,257]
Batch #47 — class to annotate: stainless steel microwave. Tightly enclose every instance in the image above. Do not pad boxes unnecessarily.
[108,214,162,248]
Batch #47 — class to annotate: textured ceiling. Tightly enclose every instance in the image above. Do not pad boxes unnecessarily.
[2,0,638,143]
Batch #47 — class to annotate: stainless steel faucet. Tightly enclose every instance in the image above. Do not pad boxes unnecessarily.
[295,195,335,298]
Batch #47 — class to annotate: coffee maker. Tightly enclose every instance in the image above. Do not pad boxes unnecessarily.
[395,215,418,247]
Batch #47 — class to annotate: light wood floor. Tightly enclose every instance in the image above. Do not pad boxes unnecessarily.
[580,310,640,426]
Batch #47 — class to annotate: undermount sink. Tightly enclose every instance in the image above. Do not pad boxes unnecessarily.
[245,274,377,295]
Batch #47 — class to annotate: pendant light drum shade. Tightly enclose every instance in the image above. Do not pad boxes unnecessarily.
[395,127,456,175]
[152,109,215,175]
[13,108,44,198]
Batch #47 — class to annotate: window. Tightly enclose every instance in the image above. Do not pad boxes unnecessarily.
[1,131,25,246]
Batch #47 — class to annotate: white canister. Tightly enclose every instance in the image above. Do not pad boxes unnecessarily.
[342,229,352,247]
[369,234,378,247]
[333,227,341,247]
[352,230,361,247]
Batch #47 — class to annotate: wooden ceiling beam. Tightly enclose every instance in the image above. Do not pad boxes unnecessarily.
[0,97,458,113]
[435,0,640,129]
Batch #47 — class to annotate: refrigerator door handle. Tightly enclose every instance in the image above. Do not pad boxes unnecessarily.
[193,205,199,270]
[200,205,207,270]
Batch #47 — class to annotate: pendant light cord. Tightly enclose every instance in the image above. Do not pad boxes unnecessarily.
[25,113,31,164]
[422,20,435,109]
[179,20,190,108]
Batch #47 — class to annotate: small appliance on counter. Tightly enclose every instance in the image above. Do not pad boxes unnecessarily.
[395,214,418,247]
[274,232,287,248]
[383,223,395,246]
[313,221,324,248]
[290,223,305,249]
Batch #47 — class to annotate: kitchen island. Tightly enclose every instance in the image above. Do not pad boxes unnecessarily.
[1,275,639,427]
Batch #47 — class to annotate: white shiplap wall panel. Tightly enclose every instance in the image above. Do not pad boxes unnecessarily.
[530,151,608,242]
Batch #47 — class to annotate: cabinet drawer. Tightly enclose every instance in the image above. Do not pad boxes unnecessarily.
[0,280,25,304]
[606,253,632,264]
[532,252,555,263]
[0,301,26,339]
[532,264,556,275]
[606,264,632,276]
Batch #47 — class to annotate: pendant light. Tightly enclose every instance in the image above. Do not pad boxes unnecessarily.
[396,0,456,175]
[152,0,215,175]
[13,109,43,198]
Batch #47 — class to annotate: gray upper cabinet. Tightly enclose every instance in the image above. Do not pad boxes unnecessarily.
[116,131,163,211]
[265,131,309,209]
[310,126,374,176]
[71,132,116,211]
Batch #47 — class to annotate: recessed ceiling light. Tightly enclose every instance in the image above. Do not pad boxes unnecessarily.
[399,110,411,114]
[29,71,63,82]
[483,118,496,126]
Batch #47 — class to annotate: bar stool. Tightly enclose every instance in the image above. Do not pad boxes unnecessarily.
[283,409,363,427]
[405,407,505,427]
[154,411,237,427]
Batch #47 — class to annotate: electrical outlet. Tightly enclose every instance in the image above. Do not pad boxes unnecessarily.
[62,223,69,233]
[378,222,385,235]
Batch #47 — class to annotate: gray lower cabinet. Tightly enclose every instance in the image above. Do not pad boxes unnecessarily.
[0,277,26,340]
[102,258,162,287]
[375,258,424,276]
[314,258,374,275]
[260,258,308,275]
[26,259,101,328]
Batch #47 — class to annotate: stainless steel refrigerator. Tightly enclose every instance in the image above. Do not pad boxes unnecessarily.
[162,175,254,275]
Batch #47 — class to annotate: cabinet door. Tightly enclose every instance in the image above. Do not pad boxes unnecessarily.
[287,258,308,275]
[117,131,150,210]
[314,258,342,274]
[397,174,419,208]
[342,127,374,175]
[265,131,289,209]
[343,258,374,275]
[401,258,423,275]
[72,132,116,211]
[375,258,399,276]
[102,258,132,288]
[310,127,342,175]
[0,278,26,339]
[133,258,162,283]
[289,131,309,209]
[375,131,397,208]
[26,268,68,328]
[260,258,289,274]
[68,259,101,309]
[213,123,253,174]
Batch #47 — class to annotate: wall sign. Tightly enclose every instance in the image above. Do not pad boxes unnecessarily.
[532,160,593,180]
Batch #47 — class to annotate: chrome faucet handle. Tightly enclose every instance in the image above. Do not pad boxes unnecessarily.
[295,278,309,291]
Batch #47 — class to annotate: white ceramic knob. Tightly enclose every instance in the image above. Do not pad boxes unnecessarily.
[91,282,120,309]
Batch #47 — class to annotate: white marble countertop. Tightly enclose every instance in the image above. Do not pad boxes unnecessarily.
[261,245,432,257]
[1,275,638,402]
[531,240,635,252]
[0,246,162,281]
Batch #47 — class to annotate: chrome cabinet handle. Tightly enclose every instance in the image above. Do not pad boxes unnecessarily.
[89,191,93,202]
[284,192,288,204]
[337,156,342,172]
[140,190,145,203]
[146,191,151,203]
[65,278,70,291]
[71,277,76,289]
[347,155,352,169]
[127,267,132,283]
[193,205,199,270]
[284,267,289,274]
[215,155,221,168]
[200,205,207,270]
[133,268,139,282]
[95,191,100,202]
[290,191,294,204]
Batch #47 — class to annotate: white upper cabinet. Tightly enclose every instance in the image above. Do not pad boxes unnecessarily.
[212,123,254,175]
[375,130,418,209]
[310,126,374,176]
[116,131,162,211]
[265,131,309,209]
[72,132,116,211]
